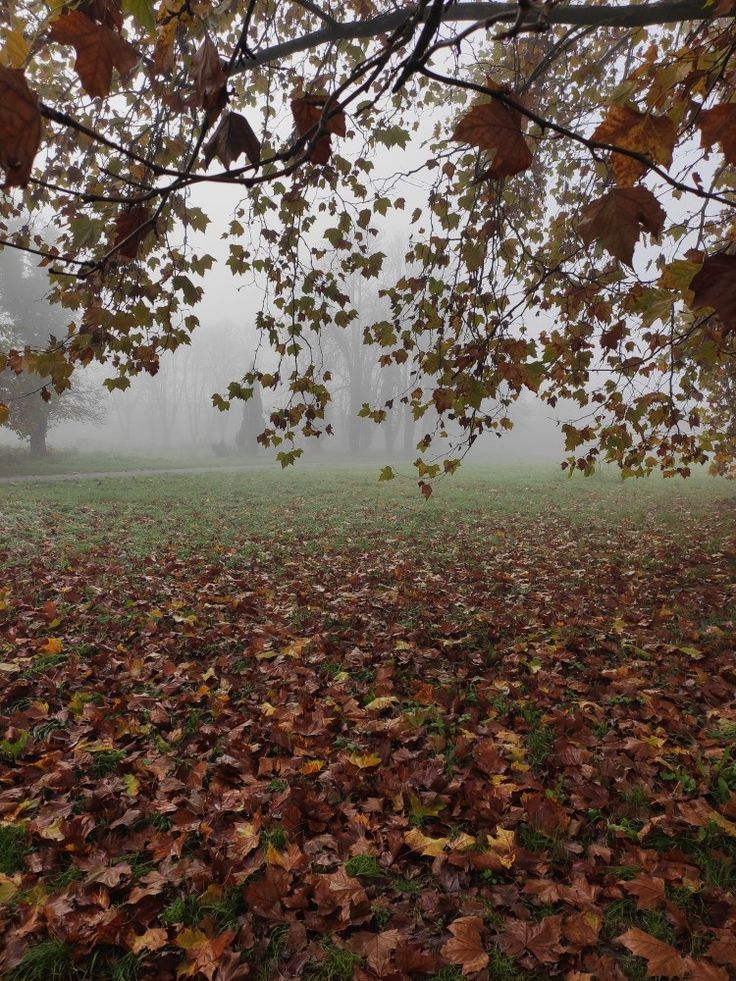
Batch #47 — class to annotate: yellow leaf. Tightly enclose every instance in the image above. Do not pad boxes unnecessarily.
[347,753,381,768]
[365,696,398,711]
[1,28,28,68]
[487,827,517,867]
[128,927,168,953]
[300,759,324,775]
[260,702,276,716]
[123,774,140,797]
[42,637,63,654]
[0,873,19,905]
[404,827,449,856]
[38,818,65,841]
[175,927,208,950]
[280,638,305,658]
[198,883,224,904]
[450,832,477,851]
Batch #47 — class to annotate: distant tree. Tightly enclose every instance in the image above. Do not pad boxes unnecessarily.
[1,0,735,480]
[0,246,104,456]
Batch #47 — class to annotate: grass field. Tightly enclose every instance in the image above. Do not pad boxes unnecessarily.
[1,466,735,980]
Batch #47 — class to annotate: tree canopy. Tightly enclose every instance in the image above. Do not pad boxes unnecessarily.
[0,0,735,481]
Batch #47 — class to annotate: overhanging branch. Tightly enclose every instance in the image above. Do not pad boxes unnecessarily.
[230,0,734,74]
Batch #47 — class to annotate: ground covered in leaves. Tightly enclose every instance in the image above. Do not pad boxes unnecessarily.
[0,466,735,981]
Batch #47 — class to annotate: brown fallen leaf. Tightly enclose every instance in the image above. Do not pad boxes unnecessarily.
[615,928,688,978]
[623,873,666,910]
[441,916,489,975]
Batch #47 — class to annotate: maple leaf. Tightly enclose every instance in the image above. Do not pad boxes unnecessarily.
[291,95,345,165]
[624,873,666,909]
[191,34,227,116]
[353,929,401,974]
[0,67,42,188]
[579,187,666,266]
[690,254,736,334]
[176,927,235,980]
[404,827,449,857]
[441,916,489,975]
[698,103,736,166]
[113,206,153,260]
[291,95,347,138]
[452,91,533,178]
[203,111,261,170]
[616,928,688,978]
[499,915,563,964]
[49,10,139,98]
[592,104,676,185]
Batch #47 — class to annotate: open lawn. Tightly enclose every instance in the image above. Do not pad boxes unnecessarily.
[0,466,735,980]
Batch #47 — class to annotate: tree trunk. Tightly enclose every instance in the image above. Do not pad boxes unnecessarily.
[29,420,48,457]
[236,385,264,454]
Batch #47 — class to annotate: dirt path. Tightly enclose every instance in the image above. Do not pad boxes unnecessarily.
[0,463,269,484]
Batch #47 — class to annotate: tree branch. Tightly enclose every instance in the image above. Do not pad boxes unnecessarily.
[229,0,734,75]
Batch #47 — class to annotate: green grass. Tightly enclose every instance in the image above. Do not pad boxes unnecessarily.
[345,854,385,879]
[1,463,732,562]
[0,824,31,875]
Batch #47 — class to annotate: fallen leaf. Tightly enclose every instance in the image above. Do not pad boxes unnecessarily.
[616,928,688,978]
[441,916,489,975]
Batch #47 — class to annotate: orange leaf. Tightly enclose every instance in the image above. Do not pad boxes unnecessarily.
[616,928,688,978]
[452,93,532,178]
[441,916,489,975]
[50,10,139,98]
[592,104,676,185]
[0,66,41,187]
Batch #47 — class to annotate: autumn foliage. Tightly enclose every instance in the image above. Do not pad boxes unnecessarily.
[0,0,735,479]
[1,471,735,977]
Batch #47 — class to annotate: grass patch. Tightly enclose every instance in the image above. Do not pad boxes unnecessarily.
[0,824,31,875]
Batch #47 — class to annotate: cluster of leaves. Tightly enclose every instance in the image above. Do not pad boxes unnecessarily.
[1,469,735,977]
[0,0,735,480]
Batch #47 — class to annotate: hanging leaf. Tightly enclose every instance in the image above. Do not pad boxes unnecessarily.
[191,34,227,119]
[203,110,261,170]
[112,205,153,260]
[698,103,736,166]
[49,9,139,98]
[452,88,533,178]
[690,253,736,333]
[0,66,41,187]
[291,95,346,164]
[578,186,666,266]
